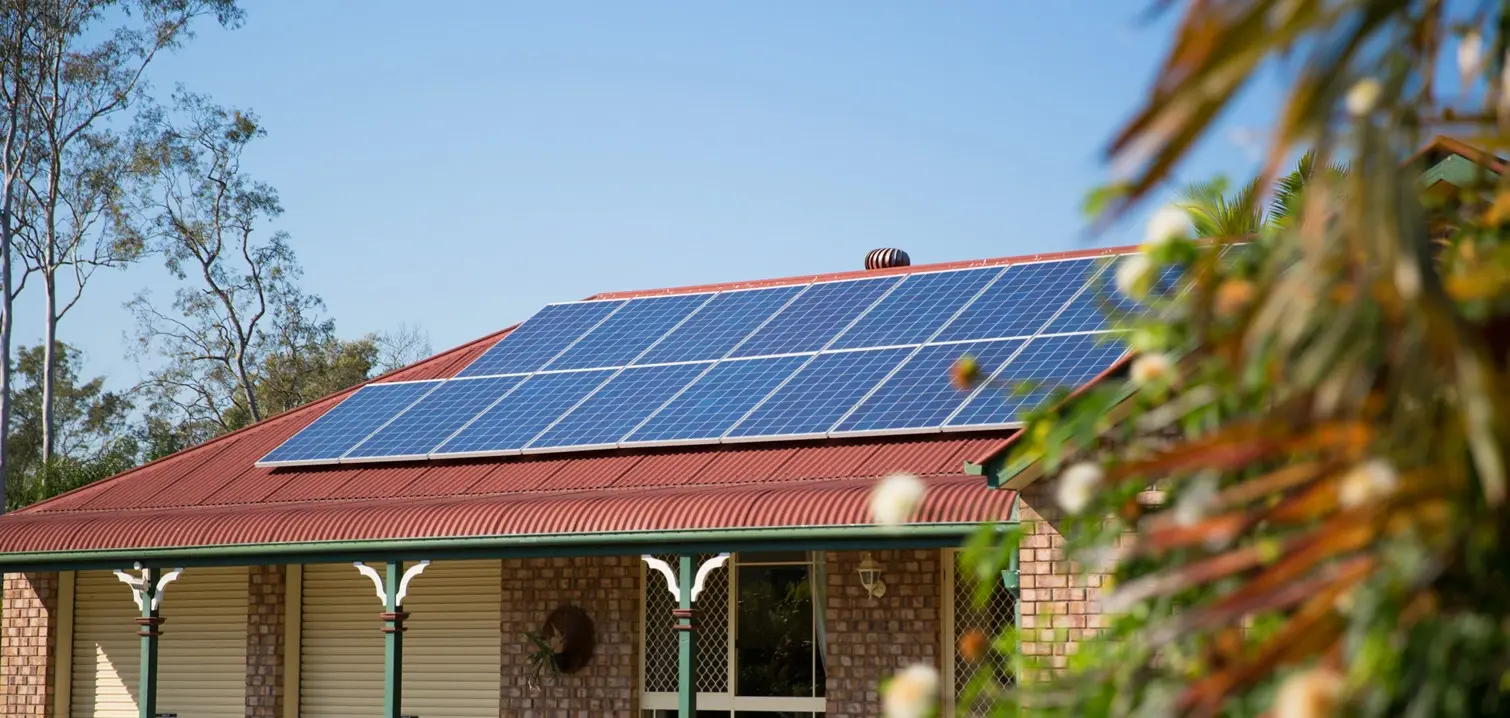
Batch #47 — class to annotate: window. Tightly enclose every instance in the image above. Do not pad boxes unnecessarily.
[943,549,1017,718]
[641,552,826,717]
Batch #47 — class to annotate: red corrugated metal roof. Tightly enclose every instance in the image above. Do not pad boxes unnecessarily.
[0,248,1149,556]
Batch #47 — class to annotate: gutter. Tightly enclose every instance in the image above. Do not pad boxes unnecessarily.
[0,522,1016,573]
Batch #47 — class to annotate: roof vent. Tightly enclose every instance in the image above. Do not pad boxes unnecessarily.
[865,248,911,270]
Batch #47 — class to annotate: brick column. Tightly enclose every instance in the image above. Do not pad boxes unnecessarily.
[1016,481,1107,679]
[246,565,286,718]
[823,550,941,716]
[1,572,60,718]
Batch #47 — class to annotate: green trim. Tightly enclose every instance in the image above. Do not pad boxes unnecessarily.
[383,561,403,718]
[677,554,697,717]
[138,570,160,718]
[1421,153,1500,188]
[0,523,1009,572]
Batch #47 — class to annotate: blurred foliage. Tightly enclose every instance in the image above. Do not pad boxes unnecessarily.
[953,1,1510,716]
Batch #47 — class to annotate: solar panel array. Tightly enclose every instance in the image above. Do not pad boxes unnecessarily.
[257,254,1164,467]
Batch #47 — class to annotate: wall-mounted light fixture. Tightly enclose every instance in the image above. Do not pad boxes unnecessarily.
[857,552,886,599]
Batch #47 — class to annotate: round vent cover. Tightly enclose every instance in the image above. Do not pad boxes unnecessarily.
[865,248,911,270]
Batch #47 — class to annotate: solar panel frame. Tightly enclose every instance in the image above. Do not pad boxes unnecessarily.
[259,249,1157,466]
[722,346,914,442]
[455,298,627,378]
[428,368,617,459]
[826,337,1029,439]
[254,379,443,467]
[337,374,526,463]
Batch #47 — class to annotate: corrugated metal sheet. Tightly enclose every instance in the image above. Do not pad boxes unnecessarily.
[0,476,1014,552]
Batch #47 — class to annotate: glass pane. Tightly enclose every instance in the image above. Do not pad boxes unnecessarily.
[735,564,824,697]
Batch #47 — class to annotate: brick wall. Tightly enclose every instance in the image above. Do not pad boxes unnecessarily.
[246,565,285,718]
[1016,481,1107,678]
[823,549,941,717]
[499,556,638,718]
[1,572,59,718]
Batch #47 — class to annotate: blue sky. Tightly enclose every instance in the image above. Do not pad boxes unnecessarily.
[36,1,1283,389]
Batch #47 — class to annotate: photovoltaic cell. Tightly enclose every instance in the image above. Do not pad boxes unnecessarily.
[258,381,439,465]
[933,259,1102,342]
[456,300,624,378]
[545,293,712,371]
[434,370,614,456]
[947,333,1128,427]
[625,355,807,445]
[833,339,1025,434]
[1046,260,1187,334]
[727,348,911,439]
[634,286,802,365]
[830,267,1004,350]
[729,277,900,358]
[528,363,710,450]
[343,375,523,460]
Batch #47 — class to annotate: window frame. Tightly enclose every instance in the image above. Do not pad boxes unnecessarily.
[639,552,828,715]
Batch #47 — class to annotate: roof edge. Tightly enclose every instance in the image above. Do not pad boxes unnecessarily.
[586,244,1146,301]
[0,520,1016,571]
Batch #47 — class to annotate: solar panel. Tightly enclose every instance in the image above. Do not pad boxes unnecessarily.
[433,370,614,457]
[457,300,624,377]
[830,267,1004,350]
[261,250,1153,467]
[343,375,523,461]
[527,362,710,451]
[729,276,900,358]
[545,293,712,371]
[725,347,911,440]
[623,355,808,446]
[634,286,802,365]
[258,381,440,466]
[832,339,1025,435]
[933,259,1102,342]
[946,333,1129,428]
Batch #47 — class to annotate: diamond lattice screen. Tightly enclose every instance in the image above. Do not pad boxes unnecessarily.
[952,557,1017,715]
[643,553,730,694]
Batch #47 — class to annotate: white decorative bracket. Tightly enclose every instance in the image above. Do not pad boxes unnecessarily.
[353,560,431,606]
[113,566,184,612]
[641,553,730,603]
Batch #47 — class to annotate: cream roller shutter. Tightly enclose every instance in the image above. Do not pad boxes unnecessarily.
[158,566,249,718]
[300,563,382,718]
[71,570,139,718]
[71,567,248,718]
[298,561,502,718]
[402,560,502,718]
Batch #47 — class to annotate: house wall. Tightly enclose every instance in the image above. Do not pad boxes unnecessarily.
[823,549,942,716]
[1,572,60,718]
[1015,480,1108,678]
[1,541,1091,718]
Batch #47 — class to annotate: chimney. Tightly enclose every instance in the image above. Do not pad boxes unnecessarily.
[865,248,911,270]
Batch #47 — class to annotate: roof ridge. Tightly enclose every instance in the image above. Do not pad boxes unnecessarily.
[584,244,1144,301]
[10,327,514,515]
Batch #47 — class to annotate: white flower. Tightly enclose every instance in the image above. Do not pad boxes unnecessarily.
[1175,474,1219,527]
[1144,204,1191,248]
[870,473,926,527]
[1346,78,1381,117]
[1056,462,1104,515]
[1114,253,1156,300]
[883,663,940,718]
[1274,667,1344,718]
[1460,31,1485,85]
[1130,353,1175,387]
[1338,458,1398,509]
